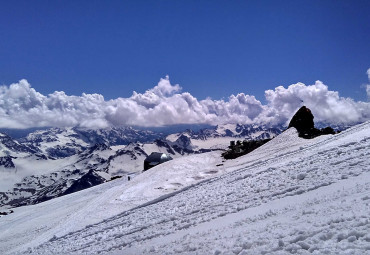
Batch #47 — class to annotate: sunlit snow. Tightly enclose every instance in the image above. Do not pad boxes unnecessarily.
[1,122,370,254]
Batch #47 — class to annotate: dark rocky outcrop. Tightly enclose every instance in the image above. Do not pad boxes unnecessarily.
[0,210,13,216]
[288,106,314,131]
[288,106,336,139]
[222,139,271,160]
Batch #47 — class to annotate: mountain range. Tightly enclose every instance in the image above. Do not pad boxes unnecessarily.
[0,124,283,209]
[0,120,368,254]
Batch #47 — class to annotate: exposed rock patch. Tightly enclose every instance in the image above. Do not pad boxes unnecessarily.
[288,106,336,139]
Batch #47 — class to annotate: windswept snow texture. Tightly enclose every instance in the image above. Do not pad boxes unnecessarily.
[1,122,370,254]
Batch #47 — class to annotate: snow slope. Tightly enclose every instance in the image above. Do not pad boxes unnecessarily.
[1,121,370,254]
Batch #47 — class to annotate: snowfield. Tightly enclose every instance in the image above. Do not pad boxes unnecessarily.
[1,121,370,254]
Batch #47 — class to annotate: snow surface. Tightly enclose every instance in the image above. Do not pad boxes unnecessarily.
[1,121,370,254]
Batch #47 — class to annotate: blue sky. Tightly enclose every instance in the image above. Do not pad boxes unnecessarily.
[1,0,369,102]
[0,1,370,129]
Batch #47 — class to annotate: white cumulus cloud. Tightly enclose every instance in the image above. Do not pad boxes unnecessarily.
[366,68,370,98]
[1,73,370,129]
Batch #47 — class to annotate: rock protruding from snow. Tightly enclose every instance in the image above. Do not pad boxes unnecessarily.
[288,106,314,131]
[222,139,271,159]
[288,106,336,139]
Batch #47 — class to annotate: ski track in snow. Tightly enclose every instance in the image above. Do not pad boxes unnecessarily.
[3,122,370,254]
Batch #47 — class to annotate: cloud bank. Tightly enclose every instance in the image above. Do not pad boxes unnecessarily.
[1,74,370,129]
[366,68,370,98]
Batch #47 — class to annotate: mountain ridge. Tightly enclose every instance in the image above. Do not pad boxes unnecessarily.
[0,123,284,209]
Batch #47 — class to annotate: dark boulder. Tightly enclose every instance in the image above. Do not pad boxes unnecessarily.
[288,106,314,132]
[289,106,337,139]
[320,127,336,135]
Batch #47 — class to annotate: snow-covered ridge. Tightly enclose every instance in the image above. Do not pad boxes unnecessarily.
[0,132,38,157]
[0,121,369,254]
[18,126,164,159]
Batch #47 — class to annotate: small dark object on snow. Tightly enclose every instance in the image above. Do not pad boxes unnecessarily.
[128,176,131,181]
[144,152,173,171]
[110,175,122,181]
[0,210,14,216]
[288,106,336,139]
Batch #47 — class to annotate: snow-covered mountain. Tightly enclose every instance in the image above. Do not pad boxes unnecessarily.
[0,135,212,209]
[167,123,284,149]
[0,123,286,210]
[0,120,369,254]
[0,133,44,169]
[18,127,164,159]
[0,133,38,156]
[0,127,170,208]
[0,143,112,208]
[0,124,282,209]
